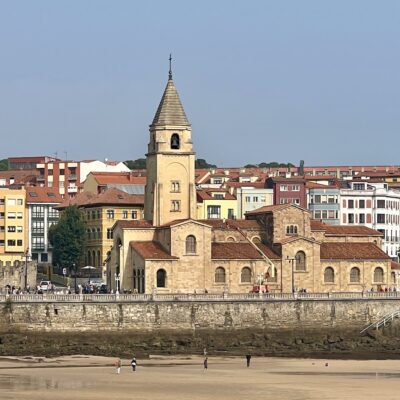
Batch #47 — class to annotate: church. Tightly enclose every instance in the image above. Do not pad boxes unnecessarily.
[107,66,393,294]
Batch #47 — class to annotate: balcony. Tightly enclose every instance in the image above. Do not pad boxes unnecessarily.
[68,174,77,181]
[67,186,78,193]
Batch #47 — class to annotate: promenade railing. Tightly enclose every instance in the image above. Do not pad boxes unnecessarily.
[1,291,400,303]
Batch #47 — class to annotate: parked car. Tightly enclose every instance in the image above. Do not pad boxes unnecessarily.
[39,281,52,292]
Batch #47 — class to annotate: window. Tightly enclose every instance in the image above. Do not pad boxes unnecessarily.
[314,195,321,203]
[359,214,365,223]
[314,210,321,219]
[97,210,101,219]
[348,200,354,209]
[7,199,16,206]
[377,200,385,208]
[324,267,335,283]
[322,210,328,219]
[293,198,300,205]
[353,183,365,190]
[214,194,224,200]
[348,213,354,224]
[7,240,16,246]
[170,133,180,149]
[7,226,16,233]
[207,205,221,219]
[241,267,252,283]
[122,211,128,219]
[215,267,226,283]
[156,269,166,288]
[107,228,113,239]
[280,185,288,191]
[171,200,181,212]
[171,181,180,192]
[286,225,298,235]
[245,196,251,203]
[91,210,96,220]
[32,206,44,218]
[131,211,138,219]
[17,240,22,246]
[295,251,306,271]
[359,200,365,209]
[377,214,385,224]
[185,235,197,254]
[60,169,65,175]
[227,208,235,219]
[17,212,23,219]
[107,210,114,219]
[350,267,360,283]
[292,185,300,191]
[253,196,259,202]
[7,212,16,219]
[374,267,384,283]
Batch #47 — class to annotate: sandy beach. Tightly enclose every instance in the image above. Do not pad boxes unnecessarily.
[1,355,400,400]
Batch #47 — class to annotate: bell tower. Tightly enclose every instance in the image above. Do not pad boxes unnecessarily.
[144,57,196,226]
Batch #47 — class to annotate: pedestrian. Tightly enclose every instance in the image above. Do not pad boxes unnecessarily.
[131,356,137,372]
[246,354,252,368]
[115,358,122,374]
[203,357,208,371]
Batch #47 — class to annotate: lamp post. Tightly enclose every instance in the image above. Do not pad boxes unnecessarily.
[115,272,120,294]
[286,256,297,293]
[72,263,77,294]
[257,273,264,295]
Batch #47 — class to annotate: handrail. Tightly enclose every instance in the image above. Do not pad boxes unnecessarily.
[360,310,400,334]
[1,291,400,303]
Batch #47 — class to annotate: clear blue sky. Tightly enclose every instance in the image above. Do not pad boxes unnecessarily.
[0,0,399,167]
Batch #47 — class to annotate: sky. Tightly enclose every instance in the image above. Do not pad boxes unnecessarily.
[0,0,399,167]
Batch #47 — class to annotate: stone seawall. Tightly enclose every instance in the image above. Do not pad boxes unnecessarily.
[1,299,400,358]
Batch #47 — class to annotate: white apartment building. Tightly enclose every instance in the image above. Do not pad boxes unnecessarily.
[340,181,400,258]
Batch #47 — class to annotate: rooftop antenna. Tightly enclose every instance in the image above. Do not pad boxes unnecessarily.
[169,53,173,80]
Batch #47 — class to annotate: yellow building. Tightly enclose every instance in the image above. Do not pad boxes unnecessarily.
[196,189,237,220]
[0,187,27,266]
[57,188,144,277]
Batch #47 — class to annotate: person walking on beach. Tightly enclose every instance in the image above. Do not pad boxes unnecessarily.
[131,356,137,372]
[115,358,122,374]
[203,357,208,371]
[246,354,252,367]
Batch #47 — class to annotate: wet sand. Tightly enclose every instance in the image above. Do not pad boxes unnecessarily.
[1,355,400,400]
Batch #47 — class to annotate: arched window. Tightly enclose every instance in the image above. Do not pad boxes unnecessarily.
[266,266,278,283]
[87,251,92,266]
[241,267,252,283]
[185,235,197,254]
[226,236,236,242]
[170,133,180,149]
[295,251,306,271]
[324,267,335,283]
[251,236,261,243]
[92,251,96,267]
[97,250,101,267]
[350,267,360,283]
[157,269,166,288]
[374,267,384,283]
[215,267,226,283]
[286,225,298,235]
[391,271,396,284]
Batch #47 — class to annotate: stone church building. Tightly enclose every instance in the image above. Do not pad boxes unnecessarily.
[107,68,393,294]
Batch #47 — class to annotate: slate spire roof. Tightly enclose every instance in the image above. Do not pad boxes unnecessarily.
[151,71,190,127]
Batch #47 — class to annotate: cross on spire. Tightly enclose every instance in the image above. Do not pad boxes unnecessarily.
[169,53,173,80]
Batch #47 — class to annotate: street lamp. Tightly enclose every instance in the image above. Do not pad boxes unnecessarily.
[286,255,297,293]
[72,263,77,294]
[115,272,120,294]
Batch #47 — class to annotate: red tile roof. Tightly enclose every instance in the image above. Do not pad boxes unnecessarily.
[391,261,400,270]
[212,242,279,260]
[116,220,154,229]
[320,242,390,260]
[196,189,236,201]
[130,241,178,260]
[57,188,144,209]
[310,220,382,236]
[26,187,63,204]
[246,204,309,215]
[89,172,146,185]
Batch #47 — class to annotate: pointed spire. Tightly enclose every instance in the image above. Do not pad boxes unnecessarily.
[151,56,190,127]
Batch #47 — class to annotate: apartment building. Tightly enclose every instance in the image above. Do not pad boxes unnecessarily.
[340,181,400,258]
[0,188,27,265]
[26,187,63,265]
[267,177,307,208]
[307,182,340,225]
[196,189,237,219]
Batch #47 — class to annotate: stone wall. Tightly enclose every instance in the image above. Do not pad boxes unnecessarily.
[2,298,400,333]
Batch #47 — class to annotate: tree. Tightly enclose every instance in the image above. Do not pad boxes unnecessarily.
[48,206,86,275]
[0,159,9,171]
[195,158,217,169]
[124,158,146,169]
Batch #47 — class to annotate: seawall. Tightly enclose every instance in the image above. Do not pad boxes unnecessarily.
[1,297,400,358]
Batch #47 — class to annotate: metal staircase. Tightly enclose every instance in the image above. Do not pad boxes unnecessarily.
[360,310,400,334]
